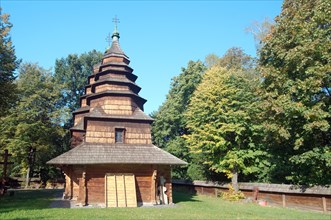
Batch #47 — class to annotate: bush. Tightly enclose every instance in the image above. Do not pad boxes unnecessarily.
[221,184,245,201]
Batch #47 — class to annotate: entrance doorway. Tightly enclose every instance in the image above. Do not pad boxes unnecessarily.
[105,173,137,207]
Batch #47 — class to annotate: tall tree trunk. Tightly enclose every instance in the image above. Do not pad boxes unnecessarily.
[231,165,239,192]
[25,166,30,188]
[25,147,35,188]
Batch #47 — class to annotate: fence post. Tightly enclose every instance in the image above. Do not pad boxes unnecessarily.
[282,194,286,208]
[322,197,327,212]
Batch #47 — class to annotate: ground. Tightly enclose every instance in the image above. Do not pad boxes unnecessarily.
[0,189,329,219]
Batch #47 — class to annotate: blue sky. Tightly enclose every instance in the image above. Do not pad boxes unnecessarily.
[2,0,283,114]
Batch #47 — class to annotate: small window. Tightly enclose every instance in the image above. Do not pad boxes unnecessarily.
[115,128,125,143]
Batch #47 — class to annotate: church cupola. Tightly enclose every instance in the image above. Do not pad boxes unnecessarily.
[103,16,129,64]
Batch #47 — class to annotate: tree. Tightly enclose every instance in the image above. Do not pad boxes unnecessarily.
[54,50,103,128]
[0,63,65,184]
[185,66,268,191]
[259,0,331,185]
[0,10,20,116]
[245,17,274,51]
[151,60,207,179]
[205,47,256,70]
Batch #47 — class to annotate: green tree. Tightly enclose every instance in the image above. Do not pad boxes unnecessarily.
[185,66,268,191]
[54,50,102,128]
[151,60,207,179]
[0,11,20,116]
[0,63,65,184]
[205,47,256,70]
[259,0,331,185]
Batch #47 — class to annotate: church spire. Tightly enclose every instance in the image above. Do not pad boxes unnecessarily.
[105,15,127,58]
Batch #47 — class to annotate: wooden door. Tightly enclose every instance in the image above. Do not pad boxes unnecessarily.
[106,173,137,207]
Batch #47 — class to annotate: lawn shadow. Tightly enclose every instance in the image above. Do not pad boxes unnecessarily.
[49,189,71,208]
[0,189,66,214]
[173,186,201,204]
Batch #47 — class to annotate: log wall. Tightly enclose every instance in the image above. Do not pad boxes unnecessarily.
[85,120,151,144]
[63,164,172,206]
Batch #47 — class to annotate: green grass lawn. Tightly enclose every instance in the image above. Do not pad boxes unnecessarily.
[0,189,329,220]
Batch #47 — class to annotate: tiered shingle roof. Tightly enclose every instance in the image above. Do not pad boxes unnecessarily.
[47,143,186,165]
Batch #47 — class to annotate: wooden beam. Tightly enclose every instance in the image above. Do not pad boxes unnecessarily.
[322,197,327,212]
[82,171,87,206]
[151,169,157,205]
[282,194,286,208]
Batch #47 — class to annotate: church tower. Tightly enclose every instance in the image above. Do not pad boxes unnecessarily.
[48,19,186,207]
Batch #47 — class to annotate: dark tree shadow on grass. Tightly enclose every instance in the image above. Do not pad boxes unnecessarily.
[0,189,67,214]
[173,186,201,204]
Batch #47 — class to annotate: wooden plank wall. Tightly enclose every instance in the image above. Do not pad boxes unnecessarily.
[85,120,151,144]
[89,96,137,115]
[173,181,331,212]
[74,113,86,126]
[100,66,127,73]
[102,57,128,64]
[157,165,173,204]
[86,87,92,94]
[94,84,129,93]
[71,167,83,201]
[81,98,87,107]
[85,164,154,204]
[89,77,95,84]
[70,131,85,147]
[63,164,172,206]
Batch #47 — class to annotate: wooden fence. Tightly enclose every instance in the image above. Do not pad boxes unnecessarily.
[172,180,331,212]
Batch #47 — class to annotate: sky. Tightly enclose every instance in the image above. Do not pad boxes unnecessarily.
[1,0,283,114]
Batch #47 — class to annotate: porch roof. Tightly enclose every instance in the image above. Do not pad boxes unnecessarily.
[47,143,187,166]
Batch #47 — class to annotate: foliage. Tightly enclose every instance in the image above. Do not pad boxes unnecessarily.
[245,17,274,51]
[185,66,269,189]
[258,0,331,185]
[205,47,256,70]
[0,11,20,116]
[221,184,245,201]
[151,60,207,179]
[52,50,102,155]
[0,63,65,180]
[54,50,102,128]
[0,189,330,220]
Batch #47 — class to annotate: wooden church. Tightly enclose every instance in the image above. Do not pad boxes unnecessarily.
[47,23,186,207]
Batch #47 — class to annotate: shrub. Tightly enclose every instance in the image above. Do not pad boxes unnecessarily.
[221,184,245,201]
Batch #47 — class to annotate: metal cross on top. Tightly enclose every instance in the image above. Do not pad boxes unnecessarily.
[106,16,120,47]
[112,15,120,31]
[106,33,111,47]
